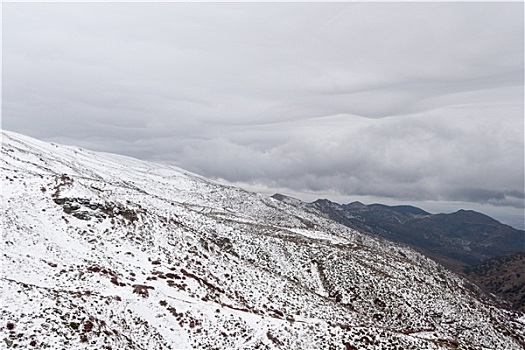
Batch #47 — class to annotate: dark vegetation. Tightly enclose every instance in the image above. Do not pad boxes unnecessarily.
[464,252,525,311]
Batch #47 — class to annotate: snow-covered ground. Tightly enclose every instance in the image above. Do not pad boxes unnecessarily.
[1,130,524,349]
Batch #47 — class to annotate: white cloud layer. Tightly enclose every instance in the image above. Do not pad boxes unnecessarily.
[3,2,524,224]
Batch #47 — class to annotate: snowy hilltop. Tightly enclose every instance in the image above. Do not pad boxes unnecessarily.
[1,130,524,349]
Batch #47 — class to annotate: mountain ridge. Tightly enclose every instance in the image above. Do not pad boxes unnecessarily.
[272,193,524,267]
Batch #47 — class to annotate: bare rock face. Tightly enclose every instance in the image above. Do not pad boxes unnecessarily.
[2,130,524,349]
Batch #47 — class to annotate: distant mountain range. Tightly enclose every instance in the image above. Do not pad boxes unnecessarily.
[272,194,524,268]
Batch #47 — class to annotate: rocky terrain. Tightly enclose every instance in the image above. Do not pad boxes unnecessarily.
[2,130,524,349]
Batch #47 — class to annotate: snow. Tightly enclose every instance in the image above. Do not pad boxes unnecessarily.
[1,129,524,349]
[287,227,354,245]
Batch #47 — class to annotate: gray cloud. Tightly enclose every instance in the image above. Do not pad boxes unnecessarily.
[169,102,524,208]
[2,2,524,222]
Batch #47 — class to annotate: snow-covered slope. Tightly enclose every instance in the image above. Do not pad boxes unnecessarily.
[1,130,524,349]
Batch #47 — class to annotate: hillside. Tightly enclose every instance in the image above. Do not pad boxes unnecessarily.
[465,252,525,312]
[1,130,524,349]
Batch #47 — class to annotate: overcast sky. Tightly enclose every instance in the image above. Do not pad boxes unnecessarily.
[3,2,524,228]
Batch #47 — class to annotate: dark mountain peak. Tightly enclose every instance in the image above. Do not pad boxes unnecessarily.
[454,209,484,216]
[389,205,430,216]
[368,203,390,210]
[271,193,289,201]
[313,198,335,205]
[440,209,501,225]
[453,209,488,217]
[271,193,305,206]
[341,201,366,211]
